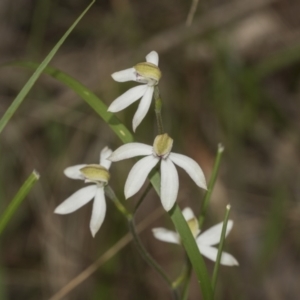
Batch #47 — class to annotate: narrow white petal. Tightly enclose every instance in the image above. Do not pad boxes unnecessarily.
[100,147,113,170]
[152,228,180,244]
[108,85,147,113]
[169,152,207,189]
[54,185,97,214]
[109,143,153,162]
[160,159,179,211]
[125,155,159,198]
[146,51,159,66]
[196,220,233,246]
[64,164,87,180]
[182,207,196,221]
[198,245,239,266]
[89,187,106,237]
[111,67,136,82]
[132,86,154,132]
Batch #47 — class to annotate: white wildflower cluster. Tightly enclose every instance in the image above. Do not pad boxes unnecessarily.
[54,51,238,266]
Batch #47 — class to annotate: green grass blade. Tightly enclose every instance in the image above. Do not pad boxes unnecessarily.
[8,61,134,144]
[170,205,213,299]
[199,144,224,228]
[211,204,231,291]
[150,172,213,299]
[0,0,95,135]
[8,62,212,299]
[0,170,40,236]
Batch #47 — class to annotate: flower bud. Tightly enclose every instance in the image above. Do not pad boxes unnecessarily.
[153,133,173,158]
[134,62,162,85]
[80,164,110,184]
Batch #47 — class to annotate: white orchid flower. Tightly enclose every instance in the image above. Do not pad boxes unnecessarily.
[152,207,238,266]
[54,147,113,237]
[108,134,206,211]
[108,51,161,132]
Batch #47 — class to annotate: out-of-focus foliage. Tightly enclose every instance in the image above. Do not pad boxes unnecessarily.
[1,0,300,299]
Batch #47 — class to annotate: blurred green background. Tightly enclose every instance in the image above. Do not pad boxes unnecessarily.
[1,0,300,299]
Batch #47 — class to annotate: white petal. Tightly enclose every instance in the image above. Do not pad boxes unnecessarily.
[198,245,239,266]
[108,143,153,162]
[132,86,154,132]
[89,187,106,237]
[125,155,159,198]
[100,147,113,170]
[169,153,207,189]
[108,85,148,113]
[152,228,180,244]
[54,185,97,214]
[146,51,159,66]
[111,67,136,82]
[64,164,87,180]
[196,220,233,246]
[160,159,179,211]
[182,207,196,221]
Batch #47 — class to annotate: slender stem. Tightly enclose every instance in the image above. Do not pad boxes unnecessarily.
[128,218,180,300]
[154,86,164,135]
[105,185,180,300]
[181,260,192,300]
[212,205,231,292]
[133,182,152,214]
[172,255,192,289]
[198,143,224,228]
[186,0,199,26]
[105,185,131,218]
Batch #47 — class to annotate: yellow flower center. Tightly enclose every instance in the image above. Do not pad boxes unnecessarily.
[134,62,162,85]
[153,133,173,158]
[80,164,110,184]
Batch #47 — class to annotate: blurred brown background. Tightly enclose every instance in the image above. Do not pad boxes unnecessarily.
[1,0,300,299]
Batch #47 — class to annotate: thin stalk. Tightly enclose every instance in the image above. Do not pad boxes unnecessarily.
[198,143,224,228]
[105,185,179,299]
[105,185,131,218]
[212,205,231,291]
[128,218,180,300]
[133,182,152,214]
[182,262,192,300]
[154,86,164,134]
[0,170,40,235]
[172,255,192,289]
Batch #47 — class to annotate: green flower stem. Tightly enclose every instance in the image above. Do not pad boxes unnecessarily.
[0,170,40,236]
[154,86,164,135]
[105,185,131,219]
[172,257,192,289]
[182,262,192,300]
[133,182,152,214]
[105,185,179,299]
[212,205,231,291]
[128,218,180,300]
[198,143,224,228]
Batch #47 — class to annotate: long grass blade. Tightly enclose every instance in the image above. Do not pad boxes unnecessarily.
[0,0,95,134]
[8,62,134,144]
[0,170,40,236]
